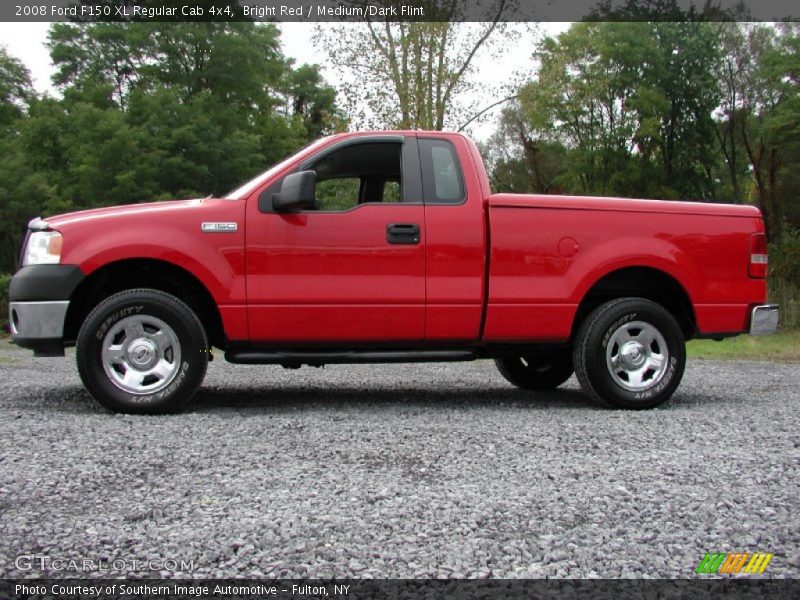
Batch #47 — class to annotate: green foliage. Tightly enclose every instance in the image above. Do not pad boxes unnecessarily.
[285,65,346,139]
[770,228,800,285]
[484,125,569,194]
[758,27,800,240]
[769,228,800,328]
[514,21,723,199]
[0,48,33,128]
[315,178,361,211]
[0,23,345,275]
[711,23,800,242]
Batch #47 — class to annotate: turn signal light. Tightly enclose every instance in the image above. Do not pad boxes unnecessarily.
[749,233,768,278]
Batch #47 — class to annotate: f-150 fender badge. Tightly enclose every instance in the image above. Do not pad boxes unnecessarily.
[202,222,238,232]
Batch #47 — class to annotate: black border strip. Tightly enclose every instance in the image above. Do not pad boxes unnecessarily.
[2,0,799,23]
[2,578,799,600]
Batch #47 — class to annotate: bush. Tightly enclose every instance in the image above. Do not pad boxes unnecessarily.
[0,273,10,334]
[769,228,800,330]
[769,278,799,330]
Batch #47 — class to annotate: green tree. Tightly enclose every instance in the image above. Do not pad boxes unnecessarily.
[283,64,345,139]
[646,22,723,199]
[0,47,34,128]
[0,49,38,271]
[47,22,343,198]
[713,22,762,203]
[738,25,800,241]
[482,104,568,194]
[49,23,149,108]
[514,21,723,199]
[0,23,344,275]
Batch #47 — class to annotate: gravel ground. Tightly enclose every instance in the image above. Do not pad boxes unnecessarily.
[0,342,798,579]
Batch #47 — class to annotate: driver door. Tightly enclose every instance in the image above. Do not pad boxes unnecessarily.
[245,136,426,344]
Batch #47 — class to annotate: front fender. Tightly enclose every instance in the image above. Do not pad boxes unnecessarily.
[55,200,246,305]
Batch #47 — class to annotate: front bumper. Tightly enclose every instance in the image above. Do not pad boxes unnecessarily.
[750,304,779,336]
[9,301,70,355]
[8,264,84,357]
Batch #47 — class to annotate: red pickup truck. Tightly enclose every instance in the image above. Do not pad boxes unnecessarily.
[8,131,778,413]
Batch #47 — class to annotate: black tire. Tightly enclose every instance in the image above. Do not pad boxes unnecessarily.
[573,297,686,409]
[76,288,208,414]
[495,351,574,390]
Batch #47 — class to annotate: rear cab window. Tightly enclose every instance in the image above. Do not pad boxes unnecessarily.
[419,138,465,205]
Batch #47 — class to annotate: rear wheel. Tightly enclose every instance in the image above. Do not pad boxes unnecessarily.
[495,351,574,390]
[573,297,685,409]
[76,289,208,414]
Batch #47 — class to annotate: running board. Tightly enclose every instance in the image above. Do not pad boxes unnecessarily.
[224,349,477,366]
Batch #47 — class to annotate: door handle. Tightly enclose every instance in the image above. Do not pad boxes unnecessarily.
[387,223,421,245]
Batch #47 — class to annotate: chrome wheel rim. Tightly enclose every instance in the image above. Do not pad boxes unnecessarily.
[101,315,181,395]
[605,320,668,392]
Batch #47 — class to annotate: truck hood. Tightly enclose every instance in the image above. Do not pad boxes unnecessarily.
[42,199,210,229]
[489,194,762,218]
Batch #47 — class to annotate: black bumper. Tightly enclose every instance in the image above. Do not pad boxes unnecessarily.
[9,264,85,302]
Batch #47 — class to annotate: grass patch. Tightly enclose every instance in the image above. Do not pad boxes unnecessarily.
[687,330,800,362]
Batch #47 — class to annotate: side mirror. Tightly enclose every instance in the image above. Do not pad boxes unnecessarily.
[272,170,316,212]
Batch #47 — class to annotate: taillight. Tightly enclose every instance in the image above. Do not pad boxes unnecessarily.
[749,233,768,278]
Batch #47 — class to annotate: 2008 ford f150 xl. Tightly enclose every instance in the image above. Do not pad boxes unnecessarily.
[8,131,779,413]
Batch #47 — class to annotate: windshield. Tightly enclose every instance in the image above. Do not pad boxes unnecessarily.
[224,137,331,200]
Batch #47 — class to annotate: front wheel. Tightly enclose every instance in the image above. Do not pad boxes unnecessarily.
[573,298,686,409]
[76,289,209,414]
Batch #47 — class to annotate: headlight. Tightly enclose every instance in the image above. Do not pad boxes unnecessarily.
[22,231,63,266]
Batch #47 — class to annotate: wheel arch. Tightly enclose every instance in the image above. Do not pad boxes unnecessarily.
[64,258,226,349]
[572,266,697,340]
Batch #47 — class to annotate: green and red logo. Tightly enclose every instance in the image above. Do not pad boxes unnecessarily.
[696,552,773,575]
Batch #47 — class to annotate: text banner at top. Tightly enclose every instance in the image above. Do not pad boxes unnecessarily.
[3,0,800,22]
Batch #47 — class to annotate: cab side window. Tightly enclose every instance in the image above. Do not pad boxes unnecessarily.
[419,138,465,204]
[310,142,403,212]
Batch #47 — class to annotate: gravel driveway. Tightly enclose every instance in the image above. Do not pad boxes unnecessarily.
[0,342,798,579]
